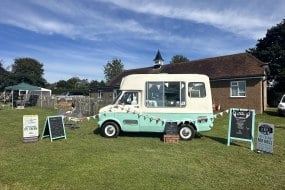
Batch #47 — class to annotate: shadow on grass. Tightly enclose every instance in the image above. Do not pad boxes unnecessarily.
[203,135,227,145]
[92,127,164,140]
[118,132,205,142]
[202,134,241,147]
[264,109,280,117]
[93,127,100,135]
[120,132,164,141]
[93,128,205,142]
[276,125,285,130]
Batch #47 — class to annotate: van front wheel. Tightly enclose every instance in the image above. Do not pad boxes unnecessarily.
[101,122,120,138]
[179,125,195,140]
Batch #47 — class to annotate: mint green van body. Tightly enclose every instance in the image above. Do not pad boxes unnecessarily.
[98,74,214,140]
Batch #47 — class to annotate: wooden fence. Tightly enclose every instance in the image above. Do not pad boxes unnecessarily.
[35,96,112,116]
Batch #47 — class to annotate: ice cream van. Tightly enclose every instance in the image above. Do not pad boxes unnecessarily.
[98,74,214,140]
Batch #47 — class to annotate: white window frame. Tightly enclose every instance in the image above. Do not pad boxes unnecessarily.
[230,81,246,97]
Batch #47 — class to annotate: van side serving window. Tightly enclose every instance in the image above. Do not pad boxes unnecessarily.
[188,82,206,98]
[145,81,186,108]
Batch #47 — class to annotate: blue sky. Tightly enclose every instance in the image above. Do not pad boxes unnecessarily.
[0,0,284,83]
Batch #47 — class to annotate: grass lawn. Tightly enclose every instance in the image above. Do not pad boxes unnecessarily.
[0,107,285,190]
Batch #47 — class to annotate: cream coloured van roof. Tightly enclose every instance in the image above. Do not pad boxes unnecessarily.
[120,74,210,91]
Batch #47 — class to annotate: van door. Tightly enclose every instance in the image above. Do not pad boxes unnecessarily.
[139,81,166,132]
[115,91,140,132]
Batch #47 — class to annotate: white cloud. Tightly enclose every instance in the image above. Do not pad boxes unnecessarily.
[103,0,285,39]
[3,0,283,41]
[0,0,156,41]
[0,1,77,36]
[1,0,284,40]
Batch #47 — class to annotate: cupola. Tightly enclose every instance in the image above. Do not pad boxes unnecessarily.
[153,50,164,66]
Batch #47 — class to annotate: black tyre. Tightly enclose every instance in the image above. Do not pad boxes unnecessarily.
[179,124,195,140]
[101,121,120,138]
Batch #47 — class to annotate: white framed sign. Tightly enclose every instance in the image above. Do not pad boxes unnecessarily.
[23,115,39,142]
[256,123,274,154]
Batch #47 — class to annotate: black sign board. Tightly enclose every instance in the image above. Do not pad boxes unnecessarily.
[165,122,178,135]
[227,108,255,150]
[41,116,66,142]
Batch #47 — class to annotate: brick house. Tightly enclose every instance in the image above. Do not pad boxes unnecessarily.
[107,52,268,113]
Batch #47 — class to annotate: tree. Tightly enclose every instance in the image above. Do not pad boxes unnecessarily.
[247,19,285,91]
[104,58,124,82]
[11,58,47,86]
[78,79,89,89]
[56,80,68,89]
[66,77,81,89]
[99,80,106,87]
[0,61,11,90]
[170,55,189,64]
[89,80,100,91]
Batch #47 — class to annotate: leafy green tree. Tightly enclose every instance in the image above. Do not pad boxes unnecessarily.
[11,58,47,86]
[0,61,11,90]
[247,19,285,91]
[99,80,106,87]
[104,58,124,82]
[89,80,100,91]
[170,55,189,64]
[56,80,68,89]
[89,80,106,93]
[77,79,89,89]
[66,77,81,89]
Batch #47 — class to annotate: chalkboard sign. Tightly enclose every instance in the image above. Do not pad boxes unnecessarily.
[165,122,178,135]
[227,108,255,150]
[41,116,66,142]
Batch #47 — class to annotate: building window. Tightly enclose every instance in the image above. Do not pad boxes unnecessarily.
[231,81,246,97]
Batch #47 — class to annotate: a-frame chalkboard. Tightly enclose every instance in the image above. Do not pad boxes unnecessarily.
[227,108,255,150]
[41,116,66,142]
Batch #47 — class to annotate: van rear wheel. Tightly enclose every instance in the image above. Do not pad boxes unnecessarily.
[101,122,120,138]
[179,125,195,140]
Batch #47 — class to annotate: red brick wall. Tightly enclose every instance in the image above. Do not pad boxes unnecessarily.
[211,78,265,114]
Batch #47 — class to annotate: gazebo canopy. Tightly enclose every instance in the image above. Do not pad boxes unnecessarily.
[5,82,41,91]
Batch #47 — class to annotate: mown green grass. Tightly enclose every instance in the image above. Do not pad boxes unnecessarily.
[0,107,284,190]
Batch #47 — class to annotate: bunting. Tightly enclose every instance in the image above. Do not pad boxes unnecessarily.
[105,105,230,125]
[60,105,230,125]
[62,115,97,122]
[61,110,97,122]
